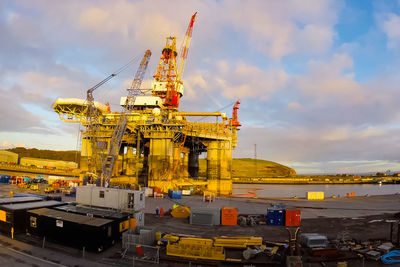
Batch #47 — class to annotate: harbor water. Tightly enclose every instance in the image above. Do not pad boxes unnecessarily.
[232,183,400,198]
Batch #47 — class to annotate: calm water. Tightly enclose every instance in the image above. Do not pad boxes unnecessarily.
[232,183,400,198]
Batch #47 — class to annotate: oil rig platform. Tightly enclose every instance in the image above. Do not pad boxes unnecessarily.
[52,13,241,195]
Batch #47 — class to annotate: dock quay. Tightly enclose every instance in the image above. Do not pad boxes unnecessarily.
[0,183,399,266]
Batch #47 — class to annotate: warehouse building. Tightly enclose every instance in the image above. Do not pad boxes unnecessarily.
[20,157,78,170]
[0,150,18,164]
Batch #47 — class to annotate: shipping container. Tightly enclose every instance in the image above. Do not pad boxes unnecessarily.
[0,200,64,234]
[267,209,285,226]
[285,210,301,227]
[190,208,220,226]
[27,208,117,252]
[221,207,238,226]
[76,186,145,211]
[0,175,11,183]
[168,190,182,199]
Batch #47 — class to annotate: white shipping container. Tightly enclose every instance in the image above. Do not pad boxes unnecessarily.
[76,186,93,205]
[76,186,145,211]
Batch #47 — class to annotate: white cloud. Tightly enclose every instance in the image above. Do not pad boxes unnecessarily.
[222,0,341,59]
[382,13,400,49]
[296,53,369,106]
[287,102,303,111]
[0,141,26,149]
[212,61,288,100]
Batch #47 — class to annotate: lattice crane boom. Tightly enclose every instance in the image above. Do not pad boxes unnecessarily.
[100,50,152,187]
[152,12,197,110]
[176,12,197,84]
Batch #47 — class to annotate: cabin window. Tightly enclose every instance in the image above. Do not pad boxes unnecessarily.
[30,216,37,228]
[99,190,105,198]
[108,226,112,237]
[128,193,134,209]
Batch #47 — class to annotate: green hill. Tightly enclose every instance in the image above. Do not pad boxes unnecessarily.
[7,147,80,163]
[7,148,295,177]
[199,158,296,178]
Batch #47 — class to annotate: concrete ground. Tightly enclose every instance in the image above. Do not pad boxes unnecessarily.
[144,193,400,219]
[0,184,399,266]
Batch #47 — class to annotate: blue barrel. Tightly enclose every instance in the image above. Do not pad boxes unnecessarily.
[155,207,160,216]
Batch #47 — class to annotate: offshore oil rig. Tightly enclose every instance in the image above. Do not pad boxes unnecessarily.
[52,13,241,195]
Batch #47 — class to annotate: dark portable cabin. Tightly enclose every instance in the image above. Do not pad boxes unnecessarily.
[27,208,116,252]
[54,204,130,239]
[0,200,64,234]
[0,197,43,205]
[54,204,129,221]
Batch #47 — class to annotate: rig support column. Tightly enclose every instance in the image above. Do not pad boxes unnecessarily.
[188,150,199,179]
[126,146,135,176]
[147,132,174,192]
[206,140,232,195]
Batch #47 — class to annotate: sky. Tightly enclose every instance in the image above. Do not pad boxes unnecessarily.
[1,0,400,174]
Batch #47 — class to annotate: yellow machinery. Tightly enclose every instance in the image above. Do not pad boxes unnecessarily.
[213,236,263,248]
[165,236,264,261]
[167,237,226,261]
[52,13,240,195]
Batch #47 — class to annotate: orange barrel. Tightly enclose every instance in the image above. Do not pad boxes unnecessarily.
[160,208,164,217]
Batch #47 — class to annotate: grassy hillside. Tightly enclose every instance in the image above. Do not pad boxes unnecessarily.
[7,147,80,163]
[7,148,295,177]
[199,158,296,177]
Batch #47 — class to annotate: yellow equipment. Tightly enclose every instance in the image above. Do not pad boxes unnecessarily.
[30,184,39,191]
[167,237,225,261]
[162,234,180,243]
[170,206,190,219]
[213,236,263,248]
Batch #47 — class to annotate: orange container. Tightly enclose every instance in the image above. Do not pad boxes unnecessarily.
[285,210,301,226]
[221,207,238,225]
[153,187,162,194]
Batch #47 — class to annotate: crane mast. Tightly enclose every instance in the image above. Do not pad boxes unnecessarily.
[152,12,197,109]
[86,73,117,183]
[100,50,152,187]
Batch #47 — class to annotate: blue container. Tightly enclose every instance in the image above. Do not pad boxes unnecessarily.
[267,209,285,226]
[0,177,11,183]
[168,190,182,199]
[172,191,182,199]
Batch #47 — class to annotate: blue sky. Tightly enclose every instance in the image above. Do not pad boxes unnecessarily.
[2,0,400,174]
